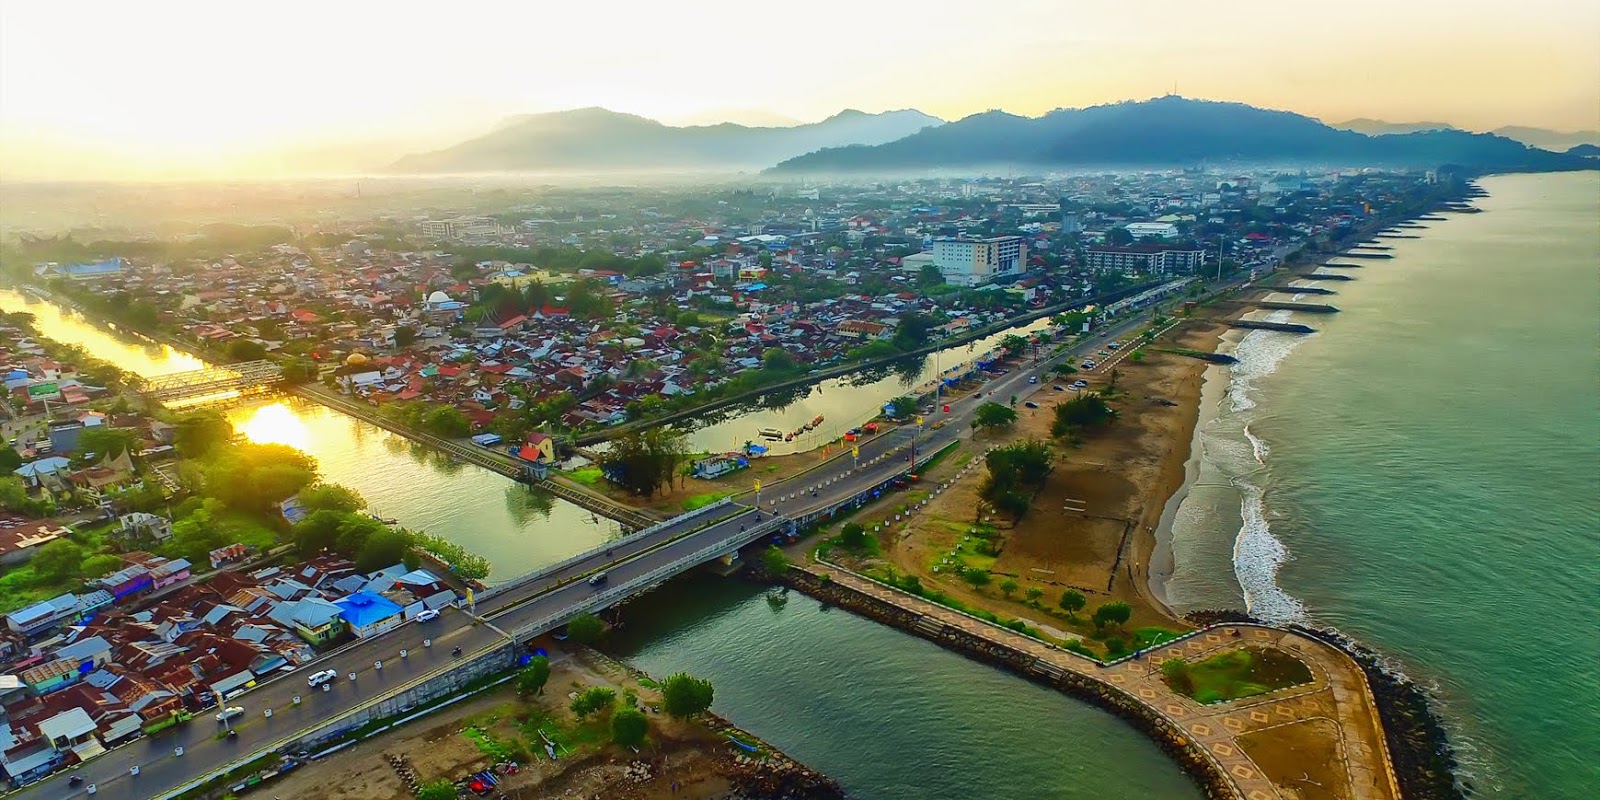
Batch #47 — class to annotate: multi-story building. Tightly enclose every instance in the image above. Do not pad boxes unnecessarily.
[930,235,1028,287]
[1084,244,1206,274]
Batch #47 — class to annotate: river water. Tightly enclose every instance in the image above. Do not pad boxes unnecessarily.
[1160,171,1600,797]
[2,287,1205,797]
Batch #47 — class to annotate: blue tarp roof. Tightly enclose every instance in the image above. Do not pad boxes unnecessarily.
[334,591,403,627]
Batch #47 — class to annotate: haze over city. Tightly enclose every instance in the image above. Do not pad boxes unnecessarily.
[2,0,1597,179]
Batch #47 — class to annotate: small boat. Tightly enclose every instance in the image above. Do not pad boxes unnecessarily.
[369,514,399,525]
[784,433,795,442]
[758,427,784,439]
[811,414,824,428]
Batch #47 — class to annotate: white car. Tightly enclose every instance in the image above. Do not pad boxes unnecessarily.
[415,609,440,623]
[215,706,245,723]
[307,669,339,688]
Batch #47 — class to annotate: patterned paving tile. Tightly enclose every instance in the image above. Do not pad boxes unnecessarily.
[1248,790,1275,800]
[1192,723,1213,736]
[1231,764,1258,780]
[1223,716,1245,732]
[1164,703,1187,717]
[1249,710,1271,723]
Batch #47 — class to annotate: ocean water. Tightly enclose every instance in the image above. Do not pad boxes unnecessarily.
[1162,171,1600,796]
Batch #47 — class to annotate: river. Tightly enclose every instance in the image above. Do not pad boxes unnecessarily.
[1159,171,1599,797]
[1,287,1205,798]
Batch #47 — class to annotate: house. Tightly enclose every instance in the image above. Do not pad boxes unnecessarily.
[12,457,71,489]
[115,512,173,546]
[18,637,111,695]
[334,591,404,639]
[266,597,346,645]
[5,593,111,639]
[691,453,748,479]
[0,521,71,566]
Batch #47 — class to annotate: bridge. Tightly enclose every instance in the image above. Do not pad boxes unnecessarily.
[136,360,283,405]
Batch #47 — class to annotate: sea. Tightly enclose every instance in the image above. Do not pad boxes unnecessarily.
[1160,170,1600,797]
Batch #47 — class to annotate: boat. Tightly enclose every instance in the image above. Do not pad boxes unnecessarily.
[784,432,795,442]
[369,514,399,525]
[758,427,784,439]
[810,414,824,428]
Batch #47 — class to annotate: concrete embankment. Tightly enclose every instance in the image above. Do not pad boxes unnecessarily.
[773,565,1241,799]
[1255,285,1337,295]
[1254,301,1340,314]
[1230,320,1317,334]
[1337,252,1395,259]
[1302,272,1355,281]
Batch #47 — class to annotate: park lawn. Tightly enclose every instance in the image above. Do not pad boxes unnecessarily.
[565,467,603,486]
[935,522,999,575]
[681,491,731,512]
[1169,646,1314,704]
[517,707,610,757]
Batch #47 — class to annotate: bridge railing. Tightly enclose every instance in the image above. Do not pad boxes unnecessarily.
[502,517,785,641]
[477,498,742,604]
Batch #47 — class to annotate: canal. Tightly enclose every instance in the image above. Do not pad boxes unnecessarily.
[2,288,1200,797]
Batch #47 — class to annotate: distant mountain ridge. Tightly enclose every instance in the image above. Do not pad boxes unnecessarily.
[768,97,1590,174]
[1330,118,1457,135]
[390,107,944,173]
[1332,118,1600,151]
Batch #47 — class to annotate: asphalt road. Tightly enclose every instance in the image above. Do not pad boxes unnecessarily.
[28,297,1196,800]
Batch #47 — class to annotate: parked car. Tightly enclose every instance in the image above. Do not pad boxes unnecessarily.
[415,609,440,623]
[1024,401,1039,409]
[307,669,338,688]
[1108,342,1122,350]
[215,706,245,723]
[1052,385,1064,392]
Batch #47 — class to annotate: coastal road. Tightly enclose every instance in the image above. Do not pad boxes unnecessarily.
[27,302,1183,799]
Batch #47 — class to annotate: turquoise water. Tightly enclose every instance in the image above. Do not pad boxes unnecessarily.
[1163,171,1600,796]
[608,578,1200,800]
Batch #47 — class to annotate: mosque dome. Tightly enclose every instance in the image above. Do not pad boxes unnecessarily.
[345,352,370,366]
[426,290,451,305]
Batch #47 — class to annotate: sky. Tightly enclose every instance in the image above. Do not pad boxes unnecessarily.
[2,0,1597,177]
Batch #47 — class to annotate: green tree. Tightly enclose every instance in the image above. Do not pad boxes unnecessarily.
[972,402,1018,432]
[1059,589,1086,618]
[417,780,457,800]
[610,706,649,748]
[566,613,604,644]
[173,411,234,458]
[760,346,796,372]
[1161,657,1193,694]
[886,395,918,420]
[660,672,715,718]
[80,553,124,579]
[355,528,411,572]
[569,685,616,718]
[962,567,991,588]
[420,405,470,438]
[1052,393,1115,438]
[838,522,867,549]
[980,440,1055,520]
[225,339,268,362]
[76,426,140,460]
[1000,578,1020,598]
[299,483,364,513]
[392,326,417,348]
[999,334,1030,358]
[0,475,32,512]
[0,447,21,472]
[1024,586,1044,604]
[517,657,551,697]
[599,427,687,498]
[1129,350,1146,362]
[1092,600,1132,630]
[916,263,945,289]
[1106,227,1135,246]
[31,539,85,583]
[761,545,789,575]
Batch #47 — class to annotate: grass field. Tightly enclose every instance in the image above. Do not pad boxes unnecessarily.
[1163,646,1313,704]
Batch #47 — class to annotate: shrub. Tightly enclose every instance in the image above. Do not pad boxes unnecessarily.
[565,613,604,644]
[762,546,789,575]
[839,522,867,549]
[661,673,715,718]
[611,707,648,748]
[516,658,550,697]
[570,686,616,718]
[1091,600,1132,631]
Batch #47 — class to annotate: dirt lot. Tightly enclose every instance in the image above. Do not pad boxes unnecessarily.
[843,318,1233,647]
[266,643,828,800]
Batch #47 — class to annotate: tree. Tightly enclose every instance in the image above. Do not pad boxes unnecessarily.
[570,686,616,718]
[980,440,1055,520]
[0,447,21,472]
[962,567,991,588]
[420,405,470,438]
[299,483,364,513]
[392,326,417,348]
[1092,600,1132,630]
[1129,350,1146,362]
[600,427,687,498]
[1025,586,1044,604]
[1106,227,1135,246]
[80,553,124,579]
[892,311,935,351]
[761,546,789,575]
[661,673,715,718]
[972,402,1018,432]
[886,395,918,420]
[999,334,1030,358]
[999,578,1020,598]
[1059,589,1086,618]
[611,706,649,748]
[174,411,234,458]
[0,475,32,513]
[1161,657,1194,694]
[418,780,458,800]
[760,346,796,372]
[517,657,551,697]
[917,263,944,289]
[566,613,604,644]
[225,340,268,362]
[1052,393,1115,438]
[838,522,866,549]
[355,528,411,572]
[31,540,86,583]
[76,426,140,460]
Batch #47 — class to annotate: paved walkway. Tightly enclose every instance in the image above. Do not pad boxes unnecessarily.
[812,564,1399,800]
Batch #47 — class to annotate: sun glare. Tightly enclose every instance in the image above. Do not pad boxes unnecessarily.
[235,402,313,451]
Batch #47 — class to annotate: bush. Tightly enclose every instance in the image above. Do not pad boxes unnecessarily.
[1161,657,1194,694]
[516,658,550,697]
[999,578,1019,598]
[761,546,789,575]
[570,686,617,718]
[1091,600,1132,630]
[961,567,991,588]
[417,780,457,800]
[838,522,867,549]
[611,707,648,748]
[1104,637,1128,657]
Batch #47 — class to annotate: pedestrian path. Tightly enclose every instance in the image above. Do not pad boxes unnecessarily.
[809,564,1399,800]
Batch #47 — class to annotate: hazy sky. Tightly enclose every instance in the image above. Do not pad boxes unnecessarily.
[2,0,1597,172]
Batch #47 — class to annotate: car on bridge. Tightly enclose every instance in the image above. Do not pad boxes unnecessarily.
[415,608,440,623]
[307,669,339,688]
[215,706,245,723]
[587,572,609,587]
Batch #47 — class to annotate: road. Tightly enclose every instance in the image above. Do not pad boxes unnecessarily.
[27,294,1202,799]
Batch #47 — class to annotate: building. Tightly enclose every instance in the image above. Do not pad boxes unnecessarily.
[930,236,1028,287]
[1124,222,1180,240]
[0,521,72,566]
[50,258,126,281]
[1083,244,1206,275]
[4,593,111,639]
[334,591,404,639]
[420,217,499,240]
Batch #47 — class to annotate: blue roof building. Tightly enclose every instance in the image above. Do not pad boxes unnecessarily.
[334,591,404,639]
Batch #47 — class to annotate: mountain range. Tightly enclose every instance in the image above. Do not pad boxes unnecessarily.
[767,97,1591,174]
[389,108,944,173]
[1331,119,1600,151]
